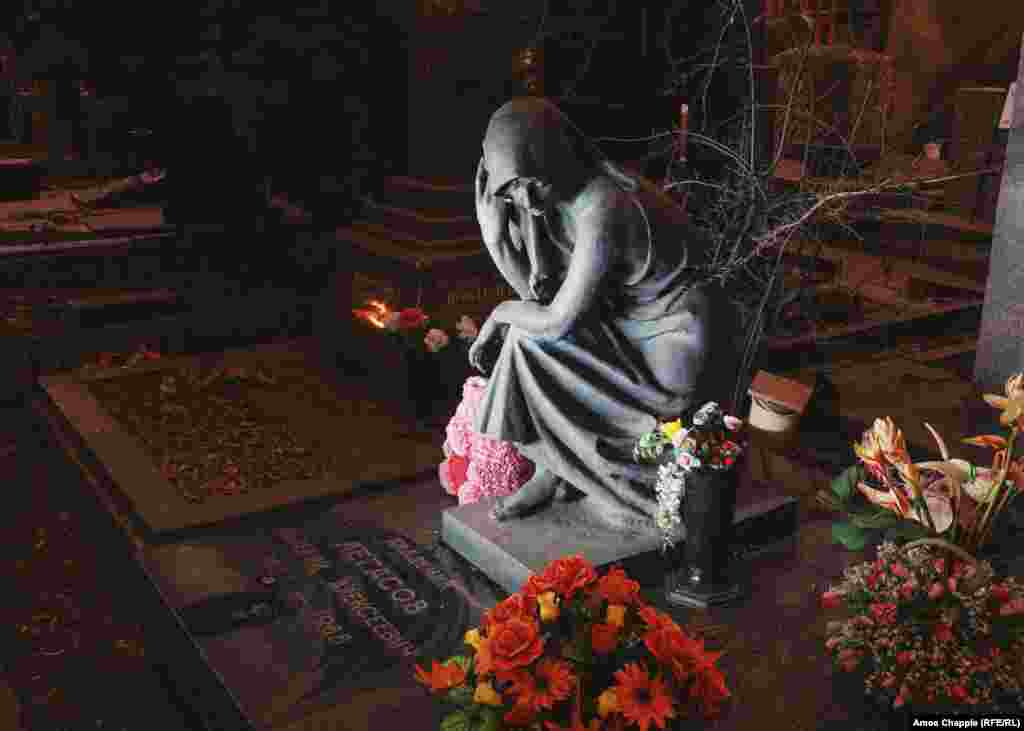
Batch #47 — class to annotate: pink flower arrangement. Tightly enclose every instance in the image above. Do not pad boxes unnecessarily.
[821,541,1024,711]
[440,377,535,505]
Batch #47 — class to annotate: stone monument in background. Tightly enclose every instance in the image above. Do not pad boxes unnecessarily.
[975,35,1024,392]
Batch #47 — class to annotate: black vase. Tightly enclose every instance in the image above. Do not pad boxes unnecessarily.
[666,467,744,608]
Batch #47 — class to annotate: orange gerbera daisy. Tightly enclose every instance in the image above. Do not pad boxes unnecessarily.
[643,625,708,683]
[637,605,677,633]
[508,658,577,711]
[414,659,468,693]
[613,663,676,731]
[690,658,731,718]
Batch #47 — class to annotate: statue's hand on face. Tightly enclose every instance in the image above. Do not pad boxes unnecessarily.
[475,157,509,247]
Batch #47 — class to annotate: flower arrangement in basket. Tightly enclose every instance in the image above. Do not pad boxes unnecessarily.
[414,555,730,731]
[632,402,746,548]
[817,373,1024,554]
[820,541,1024,711]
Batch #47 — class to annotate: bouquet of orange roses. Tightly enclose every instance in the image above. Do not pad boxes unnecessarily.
[414,555,730,731]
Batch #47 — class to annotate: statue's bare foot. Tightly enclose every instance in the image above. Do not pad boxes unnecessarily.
[490,467,561,521]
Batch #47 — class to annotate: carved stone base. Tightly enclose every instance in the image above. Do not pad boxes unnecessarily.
[441,480,799,594]
[664,567,745,609]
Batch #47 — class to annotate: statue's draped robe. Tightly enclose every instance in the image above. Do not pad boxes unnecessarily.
[473,100,738,528]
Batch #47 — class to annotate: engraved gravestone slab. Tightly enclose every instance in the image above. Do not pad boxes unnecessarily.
[975,34,1024,391]
[142,495,501,731]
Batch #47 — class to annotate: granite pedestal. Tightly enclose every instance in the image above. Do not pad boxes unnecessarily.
[441,479,799,594]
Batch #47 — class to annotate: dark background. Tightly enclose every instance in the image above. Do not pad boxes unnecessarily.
[1,0,1022,216]
[2,1,409,227]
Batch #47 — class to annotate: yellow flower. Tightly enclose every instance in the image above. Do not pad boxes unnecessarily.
[538,591,560,622]
[659,419,683,440]
[606,604,626,628]
[597,688,619,718]
[982,373,1024,428]
[464,628,483,651]
[474,680,503,706]
[853,427,887,481]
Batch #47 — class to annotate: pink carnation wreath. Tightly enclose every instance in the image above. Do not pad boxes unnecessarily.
[439,376,534,505]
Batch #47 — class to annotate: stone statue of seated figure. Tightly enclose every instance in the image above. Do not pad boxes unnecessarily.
[468,98,740,532]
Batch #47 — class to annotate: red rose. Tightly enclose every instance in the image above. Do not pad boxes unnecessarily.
[596,567,641,605]
[948,685,968,703]
[896,651,913,666]
[527,555,597,599]
[869,602,897,625]
[933,623,954,643]
[591,622,620,654]
[482,593,535,632]
[821,591,844,610]
[999,598,1024,616]
[837,648,862,672]
[485,618,545,673]
[397,308,428,330]
[991,584,1011,602]
[523,573,556,599]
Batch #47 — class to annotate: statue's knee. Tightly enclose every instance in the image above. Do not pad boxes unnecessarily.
[645,336,702,396]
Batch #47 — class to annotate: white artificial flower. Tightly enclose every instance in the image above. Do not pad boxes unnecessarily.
[654,462,687,547]
[693,402,720,427]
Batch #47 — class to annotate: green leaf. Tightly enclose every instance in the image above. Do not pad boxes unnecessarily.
[478,708,501,731]
[441,710,471,731]
[446,685,474,707]
[848,507,901,530]
[831,464,865,503]
[884,519,931,543]
[449,655,471,671]
[831,520,869,550]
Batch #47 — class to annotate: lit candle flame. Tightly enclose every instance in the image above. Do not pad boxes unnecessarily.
[352,299,393,329]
